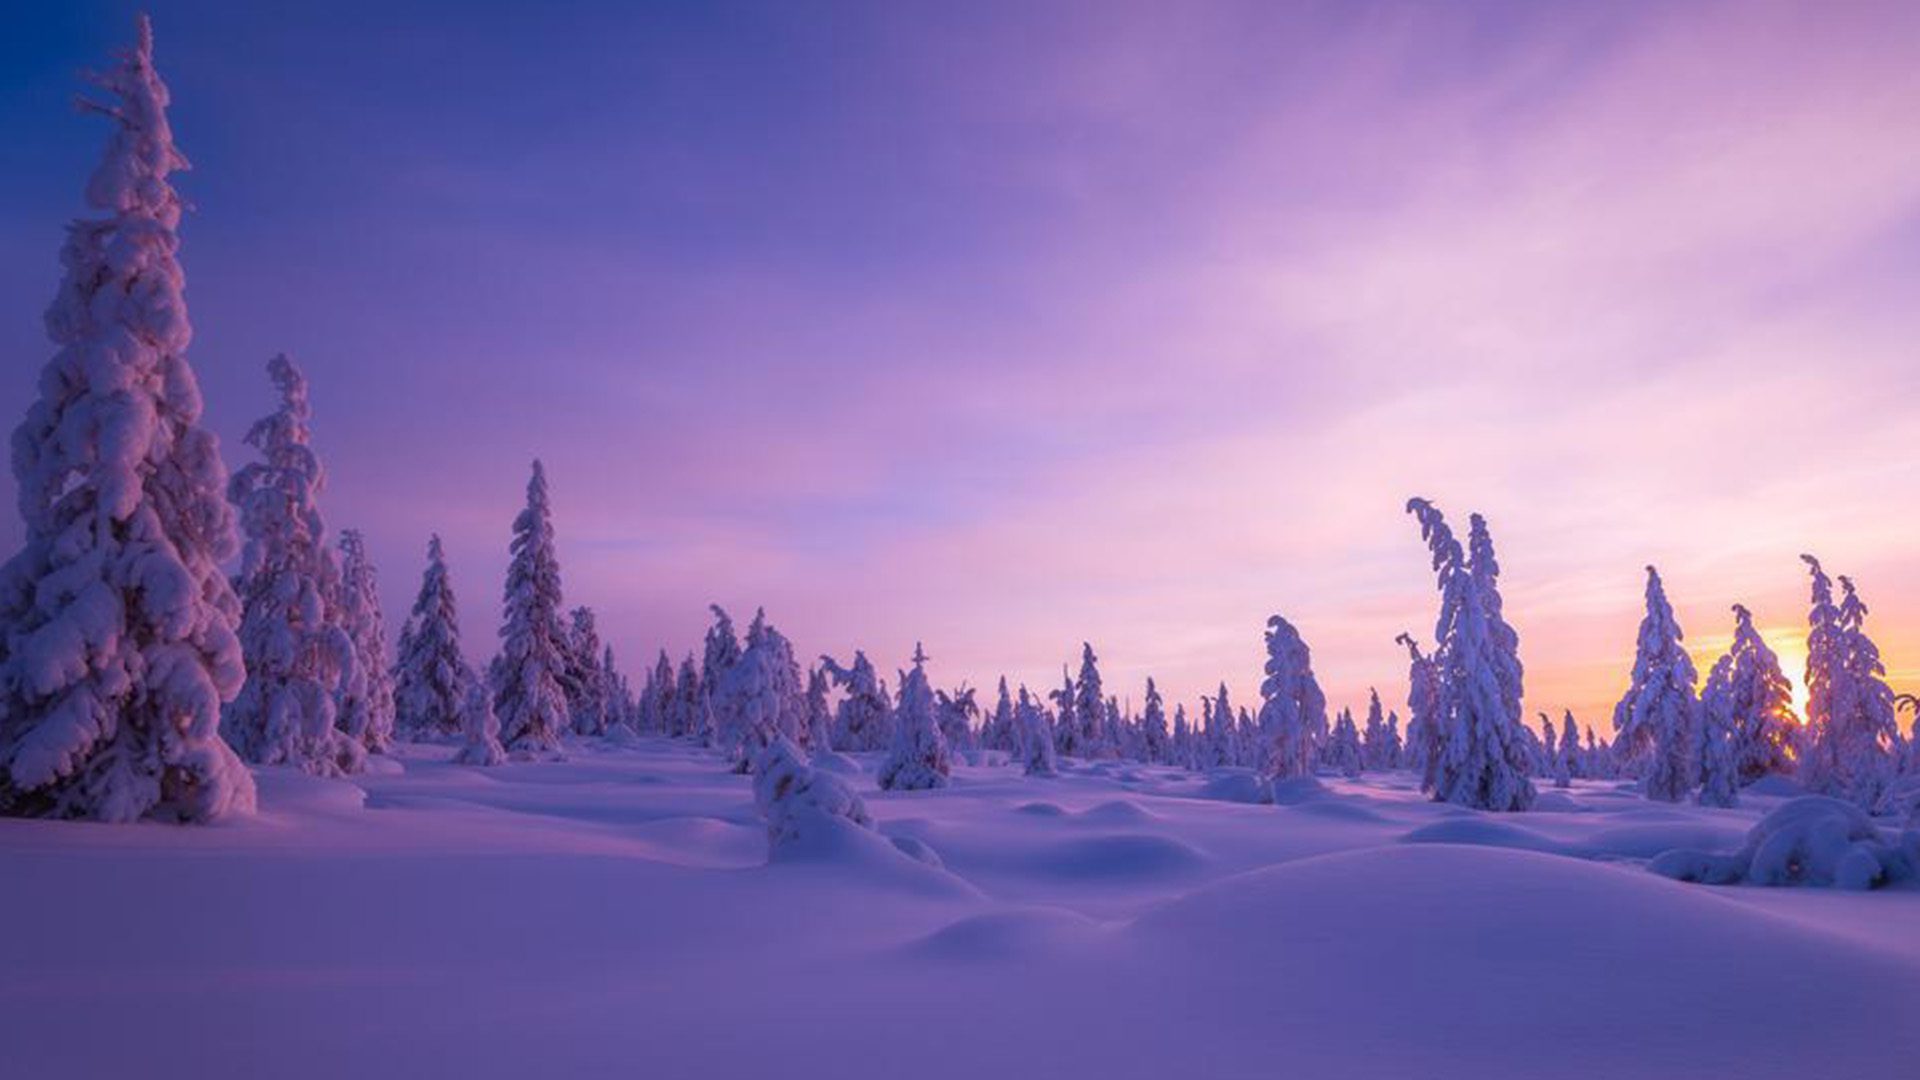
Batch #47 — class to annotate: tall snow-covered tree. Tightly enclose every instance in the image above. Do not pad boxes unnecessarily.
[225,354,362,778]
[1557,711,1581,782]
[935,685,979,754]
[1016,686,1058,777]
[560,606,609,736]
[639,650,674,734]
[803,666,834,750]
[1171,704,1193,769]
[335,529,394,753]
[1699,603,1797,790]
[490,460,569,757]
[1406,499,1534,811]
[712,610,802,770]
[982,676,1016,753]
[0,18,255,822]
[1070,644,1105,759]
[670,655,707,739]
[1612,566,1699,802]
[878,644,950,790]
[821,650,891,751]
[1801,560,1899,808]
[701,605,741,706]
[1360,689,1389,771]
[1258,615,1325,780]
[393,535,474,740]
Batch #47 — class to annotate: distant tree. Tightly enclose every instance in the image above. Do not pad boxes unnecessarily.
[0,18,255,821]
[1405,499,1534,810]
[1326,708,1363,778]
[803,666,835,750]
[394,535,475,740]
[1258,616,1325,779]
[1557,711,1581,783]
[451,680,506,767]
[712,609,802,770]
[1171,704,1193,769]
[562,606,609,736]
[982,677,1017,753]
[225,354,363,777]
[1140,679,1170,764]
[1383,710,1404,769]
[490,461,569,757]
[1360,689,1390,771]
[935,685,979,755]
[334,530,394,753]
[879,644,950,790]
[822,650,892,751]
[1071,644,1106,758]
[701,604,741,704]
[670,655,706,740]
[1396,632,1440,786]
[1017,686,1058,777]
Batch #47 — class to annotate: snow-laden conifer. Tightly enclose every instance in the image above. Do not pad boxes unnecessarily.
[702,605,741,705]
[1557,711,1581,783]
[983,677,1017,753]
[393,535,473,740]
[1016,686,1058,777]
[1396,632,1440,786]
[1258,615,1325,780]
[562,606,609,736]
[1360,689,1390,771]
[452,680,506,766]
[225,355,363,777]
[670,655,706,739]
[1406,499,1534,810]
[878,644,950,790]
[0,18,255,821]
[1070,644,1105,758]
[1701,605,1797,784]
[1612,566,1699,802]
[1801,562,1899,808]
[490,461,569,756]
[935,686,978,754]
[1327,708,1363,778]
[335,529,394,753]
[822,650,891,751]
[803,666,834,750]
[1140,678,1170,764]
[712,609,802,769]
[755,735,874,855]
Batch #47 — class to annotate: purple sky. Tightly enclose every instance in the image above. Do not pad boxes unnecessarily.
[4,1,1918,726]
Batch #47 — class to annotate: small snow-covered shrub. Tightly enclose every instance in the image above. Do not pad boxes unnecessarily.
[754,737,874,854]
[1649,796,1920,890]
[452,682,506,767]
[878,645,950,791]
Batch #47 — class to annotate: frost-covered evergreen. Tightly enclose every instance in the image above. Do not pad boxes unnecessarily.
[983,676,1017,753]
[935,685,979,754]
[822,650,891,751]
[878,644,950,790]
[803,666,834,750]
[1050,668,1079,758]
[225,354,363,778]
[701,605,741,708]
[1406,499,1534,811]
[1800,561,1899,808]
[1360,689,1391,771]
[451,679,506,766]
[638,650,674,734]
[562,606,609,736]
[335,529,394,753]
[1016,686,1058,777]
[1701,605,1797,784]
[712,609,802,770]
[1557,711,1581,782]
[1396,632,1440,786]
[393,535,473,740]
[1327,708,1363,778]
[1140,678,1170,764]
[0,18,255,822]
[1612,567,1699,802]
[490,461,569,757]
[670,655,707,739]
[754,735,873,855]
[1258,615,1325,780]
[1071,644,1105,759]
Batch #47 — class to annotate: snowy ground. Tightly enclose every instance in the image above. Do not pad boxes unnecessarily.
[3,739,1917,1079]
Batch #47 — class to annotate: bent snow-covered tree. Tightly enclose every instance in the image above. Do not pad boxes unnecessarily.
[821,650,891,751]
[878,644,950,790]
[1800,561,1899,809]
[1016,686,1058,777]
[392,535,474,740]
[0,18,255,822]
[224,354,364,778]
[1701,604,1797,784]
[1406,499,1534,811]
[1258,615,1326,780]
[491,461,569,756]
[335,529,394,753]
[1613,566,1699,803]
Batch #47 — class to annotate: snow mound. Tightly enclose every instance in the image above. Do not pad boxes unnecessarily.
[1649,796,1920,890]
[903,907,1102,962]
[1529,791,1590,813]
[1199,768,1271,804]
[1283,798,1387,823]
[1269,775,1330,805]
[1077,799,1162,825]
[1742,775,1806,798]
[809,750,863,775]
[253,770,370,817]
[765,814,976,898]
[1580,823,1746,862]
[1399,817,1570,855]
[1024,833,1208,882]
[360,755,406,778]
[1014,801,1068,818]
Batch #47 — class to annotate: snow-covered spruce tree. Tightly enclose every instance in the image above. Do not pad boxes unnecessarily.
[878,644,950,790]
[1016,686,1058,777]
[1360,689,1388,771]
[1071,643,1105,758]
[603,645,635,731]
[0,18,255,822]
[640,650,674,734]
[754,735,873,855]
[983,676,1016,753]
[1048,667,1078,758]
[1140,678,1170,764]
[1323,708,1360,778]
[821,650,891,751]
[1258,615,1326,780]
[1701,605,1797,783]
[1800,563,1900,808]
[1406,499,1535,810]
[562,606,608,736]
[1542,714,1570,787]
[803,666,834,750]
[935,685,978,754]
[452,679,506,766]
[393,535,473,740]
[1171,704,1192,769]
[671,655,706,739]
[712,610,802,770]
[1611,566,1699,802]
[1396,632,1440,786]
[225,354,363,778]
[1468,513,1525,737]
[1557,711,1581,782]
[1695,695,1739,808]
[1384,710,1403,769]
[701,604,741,710]
[490,461,569,757]
[335,529,394,753]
